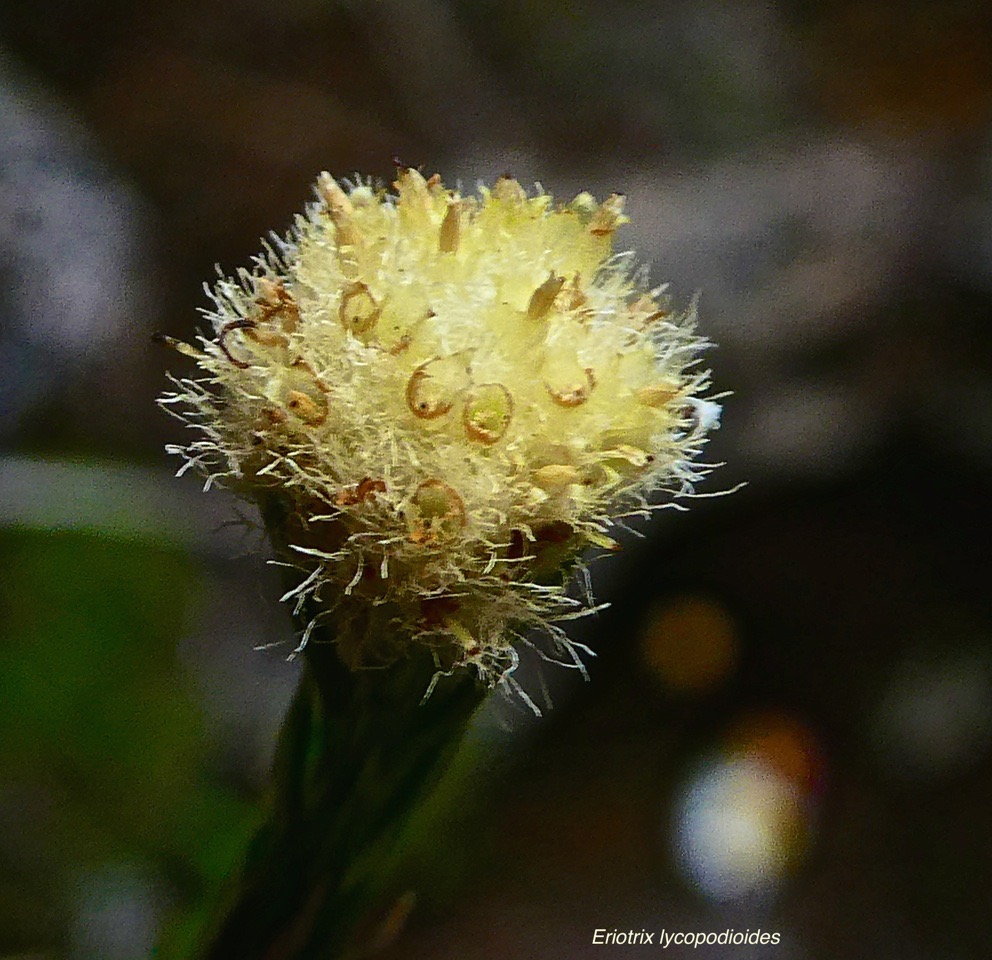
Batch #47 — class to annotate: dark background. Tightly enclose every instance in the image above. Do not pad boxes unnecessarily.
[2,1,992,957]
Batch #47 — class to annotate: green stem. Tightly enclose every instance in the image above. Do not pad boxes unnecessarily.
[199,623,486,960]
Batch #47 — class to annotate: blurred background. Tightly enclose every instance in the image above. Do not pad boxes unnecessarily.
[2,0,992,957]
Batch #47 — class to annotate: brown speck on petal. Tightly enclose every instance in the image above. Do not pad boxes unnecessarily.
[251,278,300,339]
[388,334,412,356]
[290,358,329,392]
[561,274,588,313]
[589,193,626,236]
[546,367,596,407]
[336,477,387,507]
[420,595,461,627]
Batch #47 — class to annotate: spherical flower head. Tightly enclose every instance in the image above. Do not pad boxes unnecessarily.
[160,168,720,685]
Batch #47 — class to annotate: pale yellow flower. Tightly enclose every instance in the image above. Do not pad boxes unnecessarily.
[160,168,719,685]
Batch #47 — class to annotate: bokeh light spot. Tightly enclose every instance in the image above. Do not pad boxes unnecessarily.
[672,755,806,904]
[728,709,825,797]
[872,649,992,780]
[640,595,738,694]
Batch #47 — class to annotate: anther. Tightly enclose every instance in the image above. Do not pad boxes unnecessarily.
[636,383,679,407]
[152,332,204,361]
[527,272,565,321]
[285,390,327,426]
[317,173,358,248]
[532,464,582,489]
[607,444,651,468]
[280,357,329,426]
[438,202,461,254]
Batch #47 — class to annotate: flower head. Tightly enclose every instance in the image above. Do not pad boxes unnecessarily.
[160,168,719,684]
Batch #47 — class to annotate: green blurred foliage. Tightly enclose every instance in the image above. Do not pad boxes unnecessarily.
[0,528,259,957]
